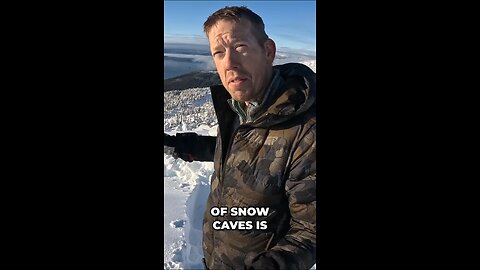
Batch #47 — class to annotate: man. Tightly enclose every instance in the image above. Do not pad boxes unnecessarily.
[164,6,316,270]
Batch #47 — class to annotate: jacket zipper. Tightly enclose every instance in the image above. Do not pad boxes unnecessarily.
[212,125,242,260]
[217,125,242,206]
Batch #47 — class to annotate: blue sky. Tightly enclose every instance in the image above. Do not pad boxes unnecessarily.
[164,1,316,53]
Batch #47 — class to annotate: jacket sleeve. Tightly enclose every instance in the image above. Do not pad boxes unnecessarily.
[253,125,316,270]
[175,132,217,162]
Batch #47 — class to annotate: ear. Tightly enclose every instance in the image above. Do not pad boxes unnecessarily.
[264,39,276,64]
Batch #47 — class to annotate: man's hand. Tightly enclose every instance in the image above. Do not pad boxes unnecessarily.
[164,133,177,157]
[164,133,176,147]
[245,257,279,270]
[244,251,299,270]
[163,133,194,162]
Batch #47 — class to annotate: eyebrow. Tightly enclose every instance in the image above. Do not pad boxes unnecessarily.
[211,45,224,51]
[212,38,247,48]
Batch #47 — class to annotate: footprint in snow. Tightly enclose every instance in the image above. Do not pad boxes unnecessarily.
[170,219,186,228]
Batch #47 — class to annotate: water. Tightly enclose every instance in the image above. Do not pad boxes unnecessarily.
[164,58,212,79]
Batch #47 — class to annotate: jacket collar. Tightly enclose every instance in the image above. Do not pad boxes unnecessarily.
[226,69,282,124]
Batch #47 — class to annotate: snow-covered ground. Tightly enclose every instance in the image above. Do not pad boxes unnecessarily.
[164,61,316,270]
[164,88,216,269]
[163,136,214,269]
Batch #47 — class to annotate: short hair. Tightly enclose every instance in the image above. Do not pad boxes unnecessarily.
[203,6,269,46]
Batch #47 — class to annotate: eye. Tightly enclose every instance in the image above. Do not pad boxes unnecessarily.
[235,44,247,51]
[213,51,224,57]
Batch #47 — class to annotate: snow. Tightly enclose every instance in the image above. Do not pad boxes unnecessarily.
[301,59,316,73]
[164,60,316,270]
[163,152,214,269]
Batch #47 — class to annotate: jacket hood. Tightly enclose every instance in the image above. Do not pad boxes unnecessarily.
[252,62,316,127]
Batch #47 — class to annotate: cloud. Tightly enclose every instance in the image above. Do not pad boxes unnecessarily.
[164,53,215,66]
[164,34,209,45]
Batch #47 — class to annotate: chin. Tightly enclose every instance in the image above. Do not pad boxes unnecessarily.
[232,96,246,102]
[233,92,252,102]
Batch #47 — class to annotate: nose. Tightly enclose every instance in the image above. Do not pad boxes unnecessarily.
[224,50,239,70]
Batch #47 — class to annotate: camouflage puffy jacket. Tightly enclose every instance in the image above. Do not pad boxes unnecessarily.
[182,63,316,269]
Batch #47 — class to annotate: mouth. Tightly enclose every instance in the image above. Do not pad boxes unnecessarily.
[229,77,247,85]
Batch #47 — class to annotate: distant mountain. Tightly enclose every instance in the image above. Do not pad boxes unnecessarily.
[164,70,221,92]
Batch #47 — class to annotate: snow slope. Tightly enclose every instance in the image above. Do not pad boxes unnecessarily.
[164,88,216,269]
[164,147,214,269]
[164,61,316,269]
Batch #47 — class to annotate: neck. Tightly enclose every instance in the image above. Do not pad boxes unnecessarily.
[246,67,273,104]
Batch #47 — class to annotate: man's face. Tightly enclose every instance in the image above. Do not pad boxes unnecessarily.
[207,19,276,102]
